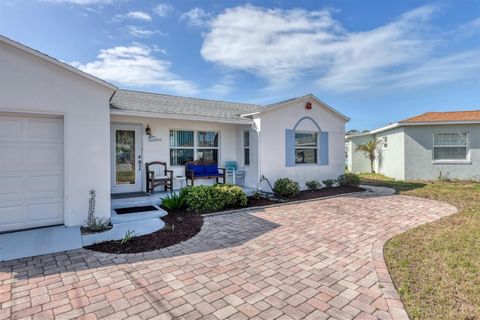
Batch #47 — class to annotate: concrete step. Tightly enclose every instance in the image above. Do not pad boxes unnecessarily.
[111,205,167,224]
[111,196,162,210]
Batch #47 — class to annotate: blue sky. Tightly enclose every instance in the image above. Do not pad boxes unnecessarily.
[0,0,479,130]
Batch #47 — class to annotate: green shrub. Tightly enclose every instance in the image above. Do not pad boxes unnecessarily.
[184,184,247,213]
[322,179,336,188]
[305,180,321,190]
[213,184,248,208]
[273,178,300,198]
[161,192,187,211]
[337,173,361,186]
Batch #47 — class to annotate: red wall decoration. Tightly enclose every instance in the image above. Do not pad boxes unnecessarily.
[305,101,312,110]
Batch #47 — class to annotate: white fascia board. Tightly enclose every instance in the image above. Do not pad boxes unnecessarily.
[240,112,261,118]
[345,123,399,139]
[110,109,254,125]
[345,120,480,140]
[400,120,480,126]
[261,94,350,122]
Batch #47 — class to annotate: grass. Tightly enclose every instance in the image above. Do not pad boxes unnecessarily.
[359,173,480,320]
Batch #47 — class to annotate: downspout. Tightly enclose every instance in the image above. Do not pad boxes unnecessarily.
[252,117,262,190]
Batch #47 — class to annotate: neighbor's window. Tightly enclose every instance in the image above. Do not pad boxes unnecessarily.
[197,131,219,162]
[243,131,250,166]
[433,132,468,161]
[382,136,388,149]
[170,130,194,165]
[295,132,317,164]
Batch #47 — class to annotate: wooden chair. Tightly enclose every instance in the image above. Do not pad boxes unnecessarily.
[146,161,173,193]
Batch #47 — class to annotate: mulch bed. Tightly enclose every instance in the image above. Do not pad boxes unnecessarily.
[293,185,364,201]
[85,213,203,254]
[247,185,364,206]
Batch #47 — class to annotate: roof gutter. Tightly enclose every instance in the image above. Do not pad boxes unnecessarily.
[110,109,254,125]
[346,120,480,139]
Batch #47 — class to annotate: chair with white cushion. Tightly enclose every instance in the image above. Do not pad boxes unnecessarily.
[146,161,173,193]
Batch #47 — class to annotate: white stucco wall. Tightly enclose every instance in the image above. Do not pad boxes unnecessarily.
[257,99,347,191]
[0,40,115,226]
[376,128,405,180]
[110,115,254,188]
[346,135,374,174]
[404,124,480,180]
[235,124,259,188]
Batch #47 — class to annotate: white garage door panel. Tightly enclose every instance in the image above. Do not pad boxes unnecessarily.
[0,118,22,139]
[28,174,63,193]
[27,146,63,168]
[28,201,63,222]
[0,176,22,195]
[0,205,23,224]
[0,115,64,232]
[0,147,22,169]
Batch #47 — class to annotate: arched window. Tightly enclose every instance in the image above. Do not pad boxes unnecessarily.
[285,116,329,167]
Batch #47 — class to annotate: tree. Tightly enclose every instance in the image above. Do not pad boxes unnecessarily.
[356,139,382,173]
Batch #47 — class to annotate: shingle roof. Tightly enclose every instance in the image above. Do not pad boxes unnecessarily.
[111,89,262,121]
[400,110,480,123]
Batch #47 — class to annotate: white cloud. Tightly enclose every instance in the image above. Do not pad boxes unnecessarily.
[127,26,164,38]
[200,5,480,92]
[154,3,173,17]
[208,75,235,96]
[71,44,197,94]
[43,0,115,4]
[180,8,211,27]
[116,11,152,21]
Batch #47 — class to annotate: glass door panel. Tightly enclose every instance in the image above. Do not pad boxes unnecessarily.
[115,130,136,185]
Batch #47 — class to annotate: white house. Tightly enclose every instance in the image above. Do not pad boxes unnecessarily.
[346,111,480,181]
[0,35,349,233]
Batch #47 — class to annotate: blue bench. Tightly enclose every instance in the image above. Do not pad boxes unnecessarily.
[185,160,226,186]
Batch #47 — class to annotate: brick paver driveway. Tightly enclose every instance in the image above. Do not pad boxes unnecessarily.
[0,186,457,320]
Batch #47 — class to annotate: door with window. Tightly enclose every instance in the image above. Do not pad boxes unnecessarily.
[111,124,142,193]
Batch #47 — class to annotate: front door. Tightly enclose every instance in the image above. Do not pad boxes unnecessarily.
[111,124,142,193]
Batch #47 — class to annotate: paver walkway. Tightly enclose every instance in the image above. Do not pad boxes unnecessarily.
[0,186,457,320]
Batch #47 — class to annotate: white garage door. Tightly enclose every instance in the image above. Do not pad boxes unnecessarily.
[0,114,64,232]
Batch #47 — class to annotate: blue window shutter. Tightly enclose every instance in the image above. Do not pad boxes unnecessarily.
[285,129,295,167]
[319,131,329,165]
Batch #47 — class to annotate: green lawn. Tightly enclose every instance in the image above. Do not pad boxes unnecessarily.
[360,173,480,320]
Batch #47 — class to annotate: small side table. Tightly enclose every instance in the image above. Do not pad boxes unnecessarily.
[174,176,187,190]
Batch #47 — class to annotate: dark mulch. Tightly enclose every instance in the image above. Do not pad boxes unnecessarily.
[85,213,203,254]
[294,185,364,201]
[248,185,364,206]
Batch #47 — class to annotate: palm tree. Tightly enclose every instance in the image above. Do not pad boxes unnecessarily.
[356,139,382,173]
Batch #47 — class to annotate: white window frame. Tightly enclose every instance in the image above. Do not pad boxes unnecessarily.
[169,129,220,166]
[294,130,318,165]
[243,130,250,166]
[432,132,470,163]
[196,131,220,163]
[382,136,388,149]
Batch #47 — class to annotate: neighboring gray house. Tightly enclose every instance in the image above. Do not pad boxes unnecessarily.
[346,110,480,181]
